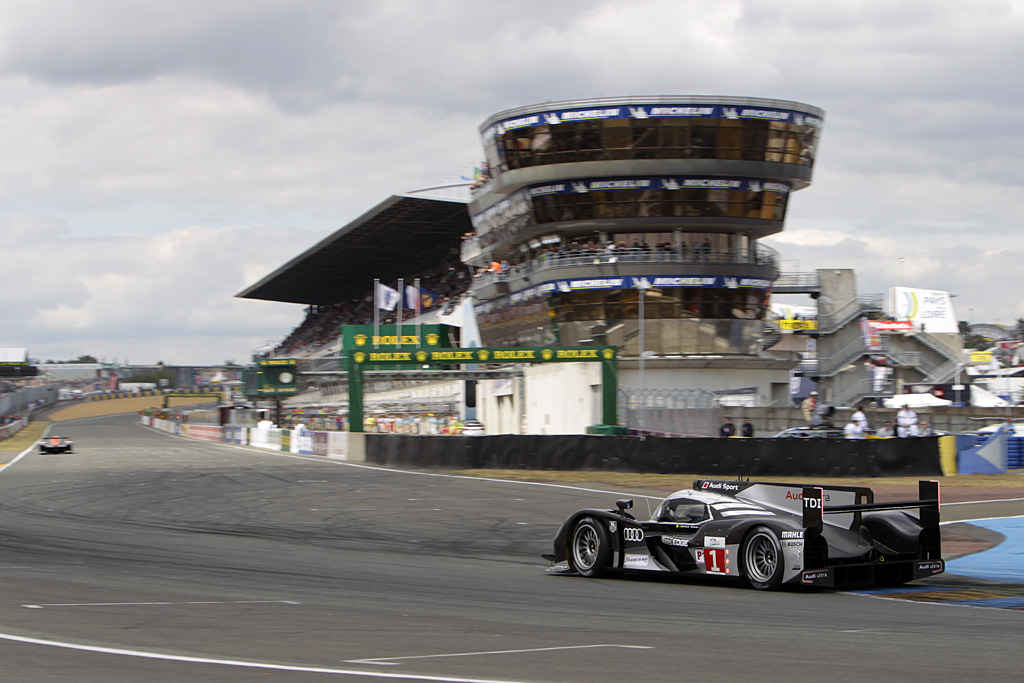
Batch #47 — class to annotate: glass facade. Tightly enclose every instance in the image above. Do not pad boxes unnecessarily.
[484,116,819,174]
[469,97,823,356]
[472,177,789,246]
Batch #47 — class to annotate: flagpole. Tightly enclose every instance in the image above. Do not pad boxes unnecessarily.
[373,278,379,350]
[415,277,422,350]
[396,278,404,349]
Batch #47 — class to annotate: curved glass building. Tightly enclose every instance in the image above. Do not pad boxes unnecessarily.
[464,96,824,357]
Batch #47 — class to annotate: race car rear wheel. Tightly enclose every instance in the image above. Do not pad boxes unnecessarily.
[741,526,784,590]
[570,517,611,578]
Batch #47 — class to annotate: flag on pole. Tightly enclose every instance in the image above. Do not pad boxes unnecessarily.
[377,282,400,311]
[418,287,438,310]
[405,284,421,311]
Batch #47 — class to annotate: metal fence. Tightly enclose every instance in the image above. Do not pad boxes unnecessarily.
[619,387,721,437]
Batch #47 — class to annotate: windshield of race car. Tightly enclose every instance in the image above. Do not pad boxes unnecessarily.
[653,498,710,524]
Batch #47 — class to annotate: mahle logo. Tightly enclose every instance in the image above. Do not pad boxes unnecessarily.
[477,349,490,361]
[415,351,428,363]
[426,333,439,346]
[353,352,366,364]
[602,348,615,359]
[541,349,554,361]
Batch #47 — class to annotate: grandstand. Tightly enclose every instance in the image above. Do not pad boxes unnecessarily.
[238,188,476,361]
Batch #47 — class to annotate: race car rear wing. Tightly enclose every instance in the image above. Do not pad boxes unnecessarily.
[802,480,940,531]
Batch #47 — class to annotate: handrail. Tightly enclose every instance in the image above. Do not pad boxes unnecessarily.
[470,245,777,287]
[835,379,897,408]
[815,295,883,333]
[773,271,820,291]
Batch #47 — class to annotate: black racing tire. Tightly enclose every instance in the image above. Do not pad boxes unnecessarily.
[741,526,784,590]
[570,516,612,578]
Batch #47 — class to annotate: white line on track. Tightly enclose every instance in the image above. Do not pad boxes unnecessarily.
[346,644,653,666]
[22,600,301,609]
[0,632,536,682]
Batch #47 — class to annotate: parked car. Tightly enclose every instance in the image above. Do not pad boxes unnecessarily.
[462,420,485,436]
[772,427,847,438]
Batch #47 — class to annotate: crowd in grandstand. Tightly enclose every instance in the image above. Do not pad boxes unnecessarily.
[270,264,472,357]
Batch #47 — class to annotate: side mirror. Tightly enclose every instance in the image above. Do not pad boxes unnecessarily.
[616,499,634,512]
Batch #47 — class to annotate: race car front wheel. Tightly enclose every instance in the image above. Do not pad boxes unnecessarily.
[570,517,611,578]
[741,526,784,590]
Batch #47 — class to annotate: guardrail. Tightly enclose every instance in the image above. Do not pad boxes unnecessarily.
[472,246,777,288]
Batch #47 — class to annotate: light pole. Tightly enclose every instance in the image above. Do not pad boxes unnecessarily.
[637,280,651,428]
[898,257,906,283]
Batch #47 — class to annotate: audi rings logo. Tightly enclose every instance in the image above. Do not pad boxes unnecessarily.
[623,527,644,543]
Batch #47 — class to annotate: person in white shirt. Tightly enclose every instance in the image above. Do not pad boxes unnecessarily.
[844,420,865,439]
[896,404,918,438]
[851,405,869,431]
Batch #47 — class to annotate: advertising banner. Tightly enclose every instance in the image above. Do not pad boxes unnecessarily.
[888,287,959,334]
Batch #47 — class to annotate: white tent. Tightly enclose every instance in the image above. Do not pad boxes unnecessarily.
[882,393,953,409]
[970,385,1011,408]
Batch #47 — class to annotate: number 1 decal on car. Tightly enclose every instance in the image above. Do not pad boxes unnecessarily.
[704,548,728,574]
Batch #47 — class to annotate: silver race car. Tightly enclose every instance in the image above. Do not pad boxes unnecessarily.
[544,479,943,590]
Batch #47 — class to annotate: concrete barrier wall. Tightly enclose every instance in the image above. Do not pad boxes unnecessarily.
[0,418,27,442]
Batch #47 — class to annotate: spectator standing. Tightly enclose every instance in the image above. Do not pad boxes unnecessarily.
[719,417,736,437]
[851,405,869,432]
[801,391,817,427]
[741,417,754,438]
[896,404,918,438]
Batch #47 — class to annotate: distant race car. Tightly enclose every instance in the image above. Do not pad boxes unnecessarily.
[39,435,74,454]
[544,479,943,590]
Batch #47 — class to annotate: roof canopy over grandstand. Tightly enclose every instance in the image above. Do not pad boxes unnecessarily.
[237,194,473,306]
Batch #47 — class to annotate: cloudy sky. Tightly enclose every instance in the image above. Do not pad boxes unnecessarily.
[1,0,1021,365]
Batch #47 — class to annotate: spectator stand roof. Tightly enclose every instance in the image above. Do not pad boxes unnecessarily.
[236,191,473,306]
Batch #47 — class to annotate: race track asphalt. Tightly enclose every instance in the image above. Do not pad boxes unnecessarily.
[0,413,1022,682]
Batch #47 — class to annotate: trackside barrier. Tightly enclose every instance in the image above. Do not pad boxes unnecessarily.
[222,426,249,445]
[362,433,945,477]
[291,427,313,455]
[0,418,26,442]
[1010,436,1024,469]
[957,429,1008,475]
[184,425,223,442]
[138,418,356,463]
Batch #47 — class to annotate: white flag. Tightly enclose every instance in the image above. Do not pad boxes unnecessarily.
[377,282,400,311]
[405,284,420,311]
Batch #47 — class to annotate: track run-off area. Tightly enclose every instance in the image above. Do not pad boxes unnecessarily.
[1,412,1023,682]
